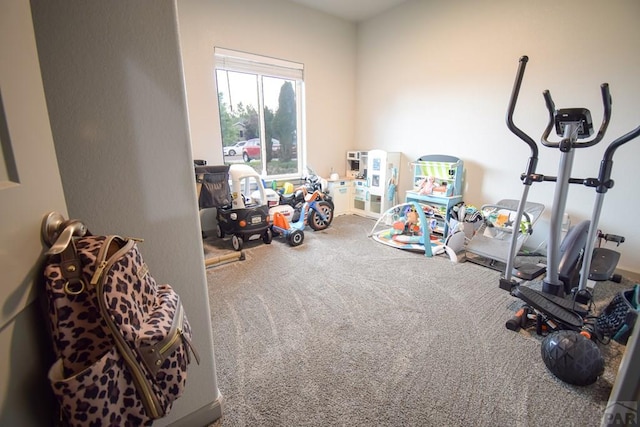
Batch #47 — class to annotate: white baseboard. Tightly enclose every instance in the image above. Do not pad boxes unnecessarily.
[168,395,223,427]
[617,268,640,283]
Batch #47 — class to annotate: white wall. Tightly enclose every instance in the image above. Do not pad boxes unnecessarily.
[356,0,640,274]
[177,0,357,179]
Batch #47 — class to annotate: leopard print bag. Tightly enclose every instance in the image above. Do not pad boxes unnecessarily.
[42,225,199,426]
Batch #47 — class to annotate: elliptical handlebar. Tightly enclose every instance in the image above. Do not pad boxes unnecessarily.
[541,83,613,149]
[506,56,538,157]
[506,56,538,179]
[506,56,628,172]
[597,122,640,193]
[606,123,640,158]
[540,90,556,146]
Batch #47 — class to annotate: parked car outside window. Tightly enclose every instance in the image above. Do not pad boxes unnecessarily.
[242,138,284,162]
[242,138,261,162]
[223,140,247,156]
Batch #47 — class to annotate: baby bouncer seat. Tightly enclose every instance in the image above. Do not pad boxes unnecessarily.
[465,199,544,272]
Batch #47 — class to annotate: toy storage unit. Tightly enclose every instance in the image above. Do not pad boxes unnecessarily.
[326,178,352,216]
[405,155,463,237]
[347,150,402,219]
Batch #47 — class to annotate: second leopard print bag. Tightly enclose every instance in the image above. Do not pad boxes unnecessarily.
[41,213,200,426]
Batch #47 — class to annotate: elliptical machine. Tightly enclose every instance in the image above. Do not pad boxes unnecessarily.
[499,56,640,334]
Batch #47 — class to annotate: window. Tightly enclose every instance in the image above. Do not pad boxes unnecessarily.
[214,48,304,179]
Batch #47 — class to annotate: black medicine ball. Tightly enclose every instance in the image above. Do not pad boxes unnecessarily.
[540,330,604,386]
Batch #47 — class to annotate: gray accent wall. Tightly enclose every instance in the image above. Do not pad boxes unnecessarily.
[30,1,221,425]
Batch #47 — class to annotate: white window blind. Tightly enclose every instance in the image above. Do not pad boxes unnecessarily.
[214,47,304,81]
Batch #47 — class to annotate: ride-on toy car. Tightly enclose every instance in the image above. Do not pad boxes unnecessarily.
[196,163,272,251]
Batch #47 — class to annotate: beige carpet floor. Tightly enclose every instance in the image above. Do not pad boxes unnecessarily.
[204,214,631,427]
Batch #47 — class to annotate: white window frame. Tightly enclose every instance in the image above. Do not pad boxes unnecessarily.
[214,47,305,180]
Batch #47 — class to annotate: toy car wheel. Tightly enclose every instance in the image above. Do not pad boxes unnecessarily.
[216,224,225,239]
[308,201,334,231]
[243,152,250,162]
[232,235,243,251]
[262,228,273,244]
[288,229,304,246]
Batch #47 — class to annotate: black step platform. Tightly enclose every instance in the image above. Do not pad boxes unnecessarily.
[512,286,584,329]
[513,263,547,281]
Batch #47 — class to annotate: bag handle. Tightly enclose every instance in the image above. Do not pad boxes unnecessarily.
[57,241,86,295]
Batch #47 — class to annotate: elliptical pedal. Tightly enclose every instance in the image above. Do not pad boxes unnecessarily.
[589,247,621,281]
[537,289,589,316]
[512,286,584,329]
